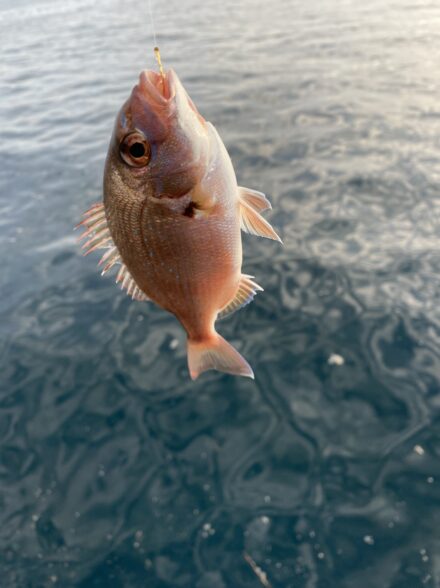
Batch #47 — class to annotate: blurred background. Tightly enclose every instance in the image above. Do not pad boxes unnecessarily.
[2,0,440,586]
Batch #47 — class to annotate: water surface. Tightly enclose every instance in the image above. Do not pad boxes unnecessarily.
[2,0,440,586]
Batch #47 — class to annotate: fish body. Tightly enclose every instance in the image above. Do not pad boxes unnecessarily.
[78,68,281,380]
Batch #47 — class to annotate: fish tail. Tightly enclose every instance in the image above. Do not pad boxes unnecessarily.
[187,334,254,380]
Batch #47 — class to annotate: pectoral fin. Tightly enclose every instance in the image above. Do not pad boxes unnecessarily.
[218,274,263,320]
[239,186,272,212]
[239,196,282,243]
[76,203,149,302]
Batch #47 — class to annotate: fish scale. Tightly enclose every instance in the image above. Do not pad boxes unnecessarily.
[139,206,240,337]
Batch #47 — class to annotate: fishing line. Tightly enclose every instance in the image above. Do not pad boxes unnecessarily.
[147,0,165,80]
[147,0,158,50]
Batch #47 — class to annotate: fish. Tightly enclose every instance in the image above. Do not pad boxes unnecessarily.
[77,63,281,380]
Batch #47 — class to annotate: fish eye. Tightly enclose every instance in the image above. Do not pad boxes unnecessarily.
[120,131,151,167]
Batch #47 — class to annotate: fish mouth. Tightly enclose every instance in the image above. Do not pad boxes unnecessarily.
[138,69,176,105]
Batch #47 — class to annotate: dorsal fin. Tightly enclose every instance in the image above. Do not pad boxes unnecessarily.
[238,187,272,212]
[218,274,264,320]
[76,202,149,302]
[115,265,150,301]
[238,197,282,243]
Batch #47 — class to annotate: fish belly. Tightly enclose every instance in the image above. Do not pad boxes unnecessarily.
[133,210,241,338]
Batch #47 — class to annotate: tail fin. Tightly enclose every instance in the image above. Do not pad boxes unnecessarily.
[187,334,254,380]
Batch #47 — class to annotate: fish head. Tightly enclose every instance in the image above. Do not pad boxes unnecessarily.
[105,68,210,203]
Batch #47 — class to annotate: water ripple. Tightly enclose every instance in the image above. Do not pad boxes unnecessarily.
[2,0,440,586]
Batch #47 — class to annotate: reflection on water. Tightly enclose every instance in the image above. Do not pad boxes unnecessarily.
[2,0,440,585]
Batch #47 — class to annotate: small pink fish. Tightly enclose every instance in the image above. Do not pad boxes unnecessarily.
[78,66,281,380]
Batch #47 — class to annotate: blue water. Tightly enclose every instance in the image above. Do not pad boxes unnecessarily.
[2,0,440,586]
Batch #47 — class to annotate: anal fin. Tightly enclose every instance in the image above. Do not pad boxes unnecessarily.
[218,274,263,320]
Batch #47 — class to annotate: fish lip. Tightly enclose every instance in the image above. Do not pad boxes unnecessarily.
[138,69,177,105]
